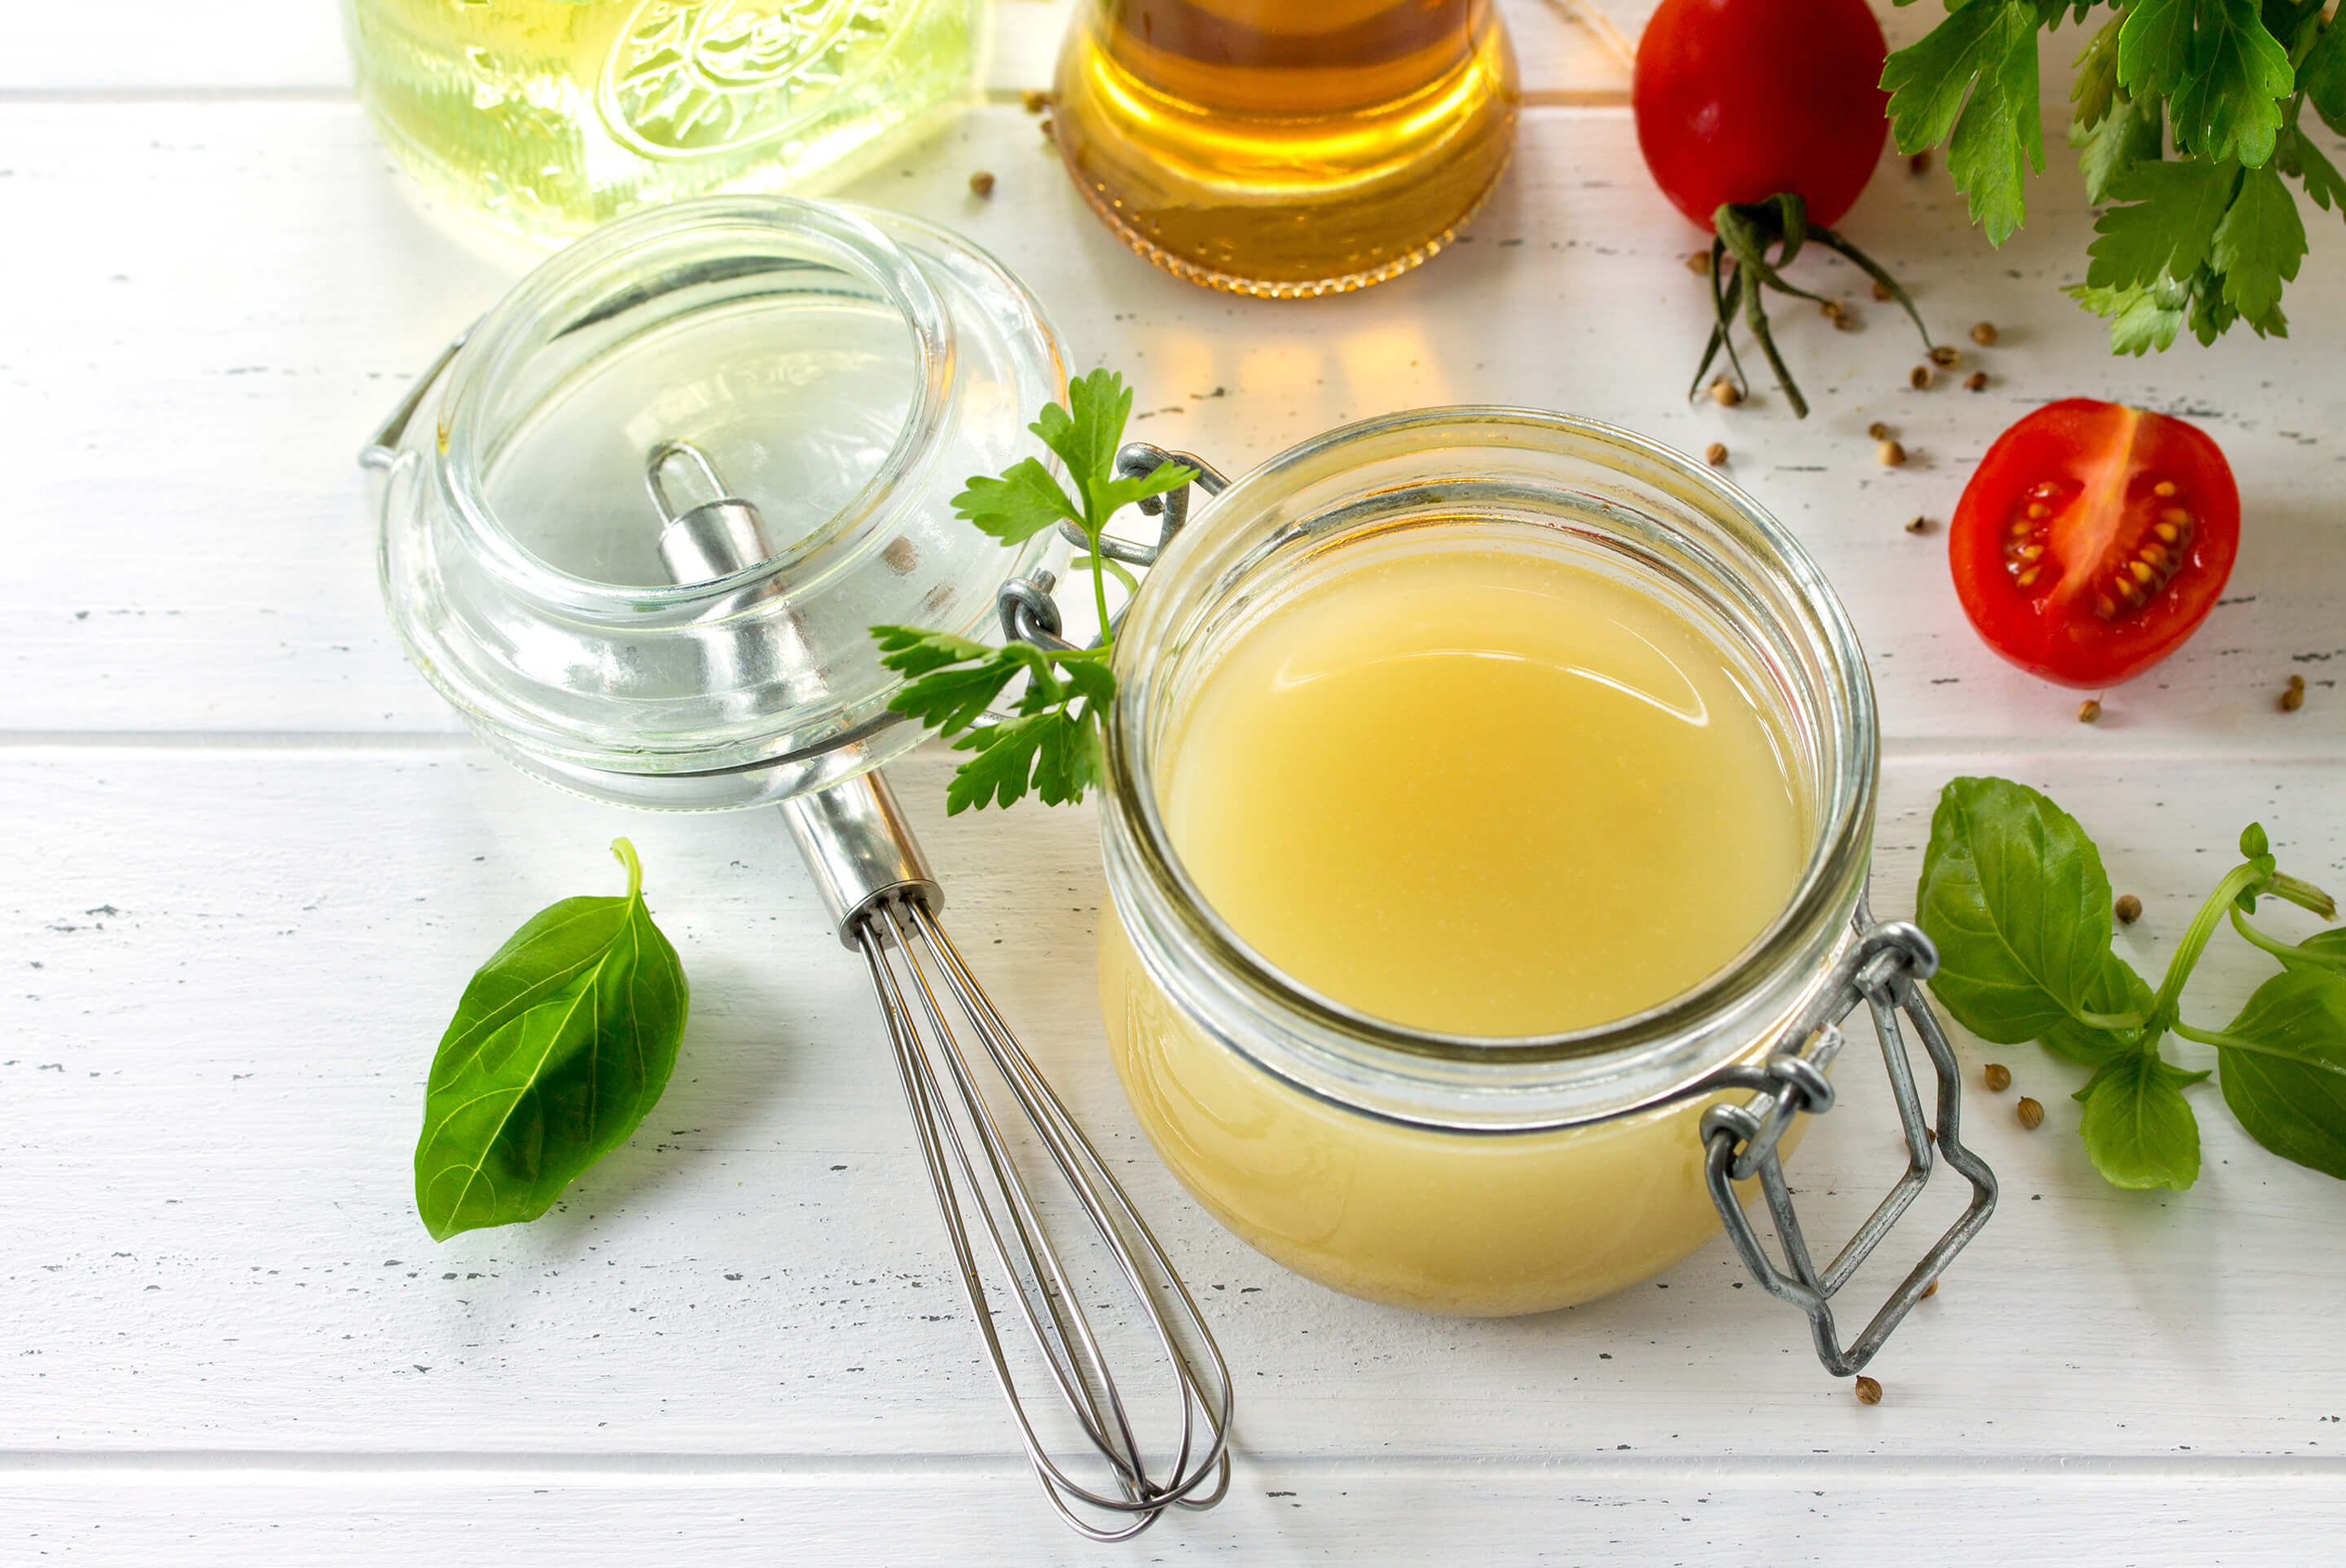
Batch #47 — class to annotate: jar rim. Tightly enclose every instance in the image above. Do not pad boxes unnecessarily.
[435,195,957,615]
[1103,406,1878,1123]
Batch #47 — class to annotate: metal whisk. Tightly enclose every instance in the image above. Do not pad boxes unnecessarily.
[649,442,1234,1540]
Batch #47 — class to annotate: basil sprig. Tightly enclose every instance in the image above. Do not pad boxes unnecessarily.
[414,839,688,1239]
[1918,777,2344,1190]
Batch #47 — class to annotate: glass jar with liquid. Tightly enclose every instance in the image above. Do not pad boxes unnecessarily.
[1096,411,1938,1319]
[1051,1,1520,296]
[341,0,978,240]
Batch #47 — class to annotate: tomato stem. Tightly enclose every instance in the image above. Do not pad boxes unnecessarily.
[1686,193,1934,419]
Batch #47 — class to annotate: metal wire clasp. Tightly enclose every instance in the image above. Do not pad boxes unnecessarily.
[998,443,1229,652]
[1698,898,1998,1376]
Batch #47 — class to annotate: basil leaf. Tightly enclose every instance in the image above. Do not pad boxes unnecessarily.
[415,840,688,1241]
[2074,1052,2207,1190]
[1918,776,2142,1044]
[2215,968,2346,1179]
[2282,928,2346,973]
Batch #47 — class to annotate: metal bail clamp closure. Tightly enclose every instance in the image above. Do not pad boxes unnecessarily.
[998,442,1230,652]
[1696,899,1998,1375]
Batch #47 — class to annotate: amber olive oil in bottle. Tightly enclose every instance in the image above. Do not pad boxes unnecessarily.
[1052,0,1520,296]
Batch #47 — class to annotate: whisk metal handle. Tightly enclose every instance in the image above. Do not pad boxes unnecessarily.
[779,774,943,947]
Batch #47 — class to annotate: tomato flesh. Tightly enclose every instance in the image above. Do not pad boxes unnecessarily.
[1632,0,1889,231]
[1949,400,2239,688]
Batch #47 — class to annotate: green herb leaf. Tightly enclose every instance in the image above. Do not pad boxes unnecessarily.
[2074,1050,2207,1189]
[947,708,1095,813]
[2083,159,2242,291]
[2043,956,2157,1065]
[1034,369,1135,524]
[2209,159,2309,325]
[1883,0,2047,244]
[2212,967,2346,1177]
[2070,15,2126,131]
[2066,276,2193,353]
[2120,0,2294,165]
[1917,776,2146,1043]
[2278,120,2346,211]
[2307,18,2346,133]
[882,639,1055,736]
[870,625,995,677]
[2287,929,2346,972]
[950,457,1083,547]
[414,840,688,1241]
[2071,91,2166,204]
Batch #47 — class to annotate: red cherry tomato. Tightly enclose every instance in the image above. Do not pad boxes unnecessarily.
[1949,400,2240,689]
[1632,0,1890,231]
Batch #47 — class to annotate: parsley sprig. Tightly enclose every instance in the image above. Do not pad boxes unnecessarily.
[868,371,1195,815]
[1918,776,2345,1191]
[1883,0,2345,351]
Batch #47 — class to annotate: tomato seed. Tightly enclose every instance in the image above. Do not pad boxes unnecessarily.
[2153,479,2177,498]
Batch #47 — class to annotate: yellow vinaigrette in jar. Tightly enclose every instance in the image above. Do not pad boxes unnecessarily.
[1101,538,1808,1314]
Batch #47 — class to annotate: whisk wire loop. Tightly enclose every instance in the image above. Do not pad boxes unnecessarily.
[852,894,1233,1540]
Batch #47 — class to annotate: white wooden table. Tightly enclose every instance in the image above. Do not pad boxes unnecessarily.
[7,2,2346,1561]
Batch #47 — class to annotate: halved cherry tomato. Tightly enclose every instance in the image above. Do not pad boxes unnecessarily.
[1949,400,2239,689]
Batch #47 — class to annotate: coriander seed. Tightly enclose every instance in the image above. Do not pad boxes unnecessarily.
[1877,439,1906,467]
[968,169,996,197]
[1705,441,1729,466]
[1685,250,1711,275]
[1904,515,1932,534]
[2282,673,2306,712]
[1930,345,1959,368]
[1710,378,1744,406]
[2017,1096,2045,1131]
[1970,321,1998,346]
[1909,364,1934,390]
[2077,697,2102,724]
[1869,421,1891,440]
[1021,88,1048,114]
[1984,1062,2012,1091]
[1966,371,1989,392]
[1855,1375,1884,1404]
[2115,894,2142,925]
[1922,1278,1939,1299]
[1909,149,1931,175]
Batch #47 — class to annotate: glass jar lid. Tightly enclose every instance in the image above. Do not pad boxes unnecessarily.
[371,195,1067,809]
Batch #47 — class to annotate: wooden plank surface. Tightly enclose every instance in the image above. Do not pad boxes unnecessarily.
[7,0,2346,1560]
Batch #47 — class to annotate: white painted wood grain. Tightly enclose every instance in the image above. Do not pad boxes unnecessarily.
[6,99,2343,743]
[9,0,2346,1557]
[7,745,2344,1469]
[7,1465,2344,1566]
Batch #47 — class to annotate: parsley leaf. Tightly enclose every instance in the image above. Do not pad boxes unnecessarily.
[950,458,1084,547]
[2211,158,2310,325]
[2082,158,2241,289]
[2071,90,2164,203]
[2278,120,2346,211]
[868,371,1192,814]
[2307,18,2346,133]
[2065,276,2191,353]
[2120,0,2293,165]
[1883,0,2047,244]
